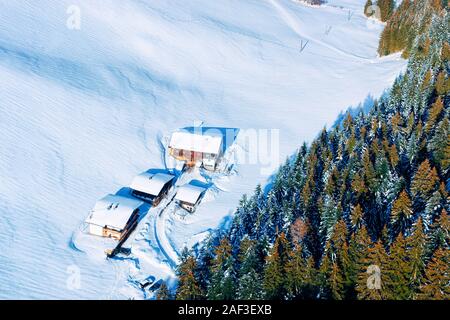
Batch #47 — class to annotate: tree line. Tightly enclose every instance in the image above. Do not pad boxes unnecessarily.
[165,3,450,301]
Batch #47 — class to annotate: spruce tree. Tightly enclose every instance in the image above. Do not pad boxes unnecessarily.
[350,204,364,231]
[332,219,353,298]
[285,244,307,298]
[208,237,236,300]
[237,269,263,300]
[411,159,439,200]
[356,241,389,300]
[425,97,444,133]
[362,148,377,192]
[417,248,450,300]
[348,226,371,299]
[388,143,400,168]
[424,189,444,228]
[407,218,426,292]
[329,258,345,300]
[435,71,450,95]
[237,239,264,299]
[428,209,449,256]
[351,173,366,201]
[176,248,203,300]
[411,159,439,214]
[318,222,349,300]
[428,118,449,172]
[156,281,172,300]
[318,241,333,298]
[263,233,290,299]
[391,190,413,236]
[385,234,413,299]
[378,0,395,22]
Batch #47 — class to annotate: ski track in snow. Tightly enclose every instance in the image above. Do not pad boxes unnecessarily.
[268,0,380,62]
[0,0,406,299]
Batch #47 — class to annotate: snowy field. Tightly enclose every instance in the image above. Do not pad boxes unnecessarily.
[0,0,406,299]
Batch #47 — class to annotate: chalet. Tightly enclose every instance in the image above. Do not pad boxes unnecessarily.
[175,183,207,213]
[85,194,144,240]
[130,172,175,206]
[168,131,223,171]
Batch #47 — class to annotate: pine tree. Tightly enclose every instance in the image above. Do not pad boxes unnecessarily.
[385,234,413,299]
[356,241,389,300]
[318,241,333,298]
[237,239,264,299]
[329,257,345,300]
[417,248,450,300]
[411,159,439,199]
[347,226,371,299]
[411,159,439,213]
[378,0,395,22]
[362,148,377,192]
[319,195,341,240]
[442,135,450,174]
[442,41,450,61]
[424,189,444,228]
[429,118,449,173]
[290,218,308,245]
[425,97,444,133]
[350,204,364,231]
[304,256,320,298]
[318,221,349,300]
[391,112,402,133]
[263,247,285,300]
[391,190,413,236]
[263,233,290,299]
[422,70,433,91]
[351,173,366,200]
[208,237,236,300]
[237,269,263,300]
[176,248,203,300]
[407,218,426,292]
[331,220,352,296]
[388,143,400,168]
[435,71,450,95]
[156,281,172,300]
[428,209,450,256]
[285,244,307,298]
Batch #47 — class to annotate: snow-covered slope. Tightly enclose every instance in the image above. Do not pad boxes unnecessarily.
[0,0,406,299]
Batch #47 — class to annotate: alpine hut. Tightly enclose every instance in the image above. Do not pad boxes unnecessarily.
[85,194,144,240]
[175,183,207,213]
[168,130,223,171]
[130,172,175,206]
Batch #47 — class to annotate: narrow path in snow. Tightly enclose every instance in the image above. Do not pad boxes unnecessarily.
[153,193,180,268]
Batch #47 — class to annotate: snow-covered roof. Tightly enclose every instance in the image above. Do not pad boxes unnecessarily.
[175,184,206,205]
[130,172,175,196]
[85,194,144,231]
[169,131,222,154]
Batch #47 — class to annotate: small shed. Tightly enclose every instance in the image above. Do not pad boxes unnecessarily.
[85,194,144,240]
[130,172,175,206]
[175,183,207,213]
[168,131,223,171]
